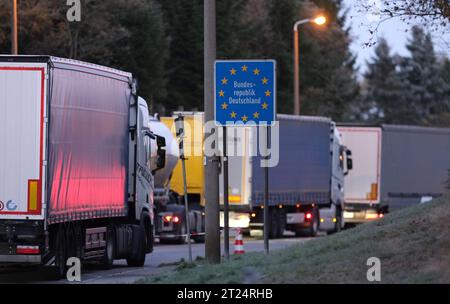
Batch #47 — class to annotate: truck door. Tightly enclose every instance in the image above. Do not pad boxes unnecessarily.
[0,63,47,220]
[134,98,154,221]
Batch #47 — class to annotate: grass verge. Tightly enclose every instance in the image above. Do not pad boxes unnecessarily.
[140,197,450,284]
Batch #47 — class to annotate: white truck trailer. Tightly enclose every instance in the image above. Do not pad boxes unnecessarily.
[337,124,450,225]
[0,56,166,278]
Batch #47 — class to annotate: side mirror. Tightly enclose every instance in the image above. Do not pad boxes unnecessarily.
[347,158,353,171]
[344,149,353,176]
[152,135,166,174]
[346,149,353,171]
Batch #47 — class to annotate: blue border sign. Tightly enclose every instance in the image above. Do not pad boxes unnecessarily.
[214,60,276,126]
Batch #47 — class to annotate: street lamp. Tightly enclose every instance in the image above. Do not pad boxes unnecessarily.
[11,0,18,55]
[293,15,327,115]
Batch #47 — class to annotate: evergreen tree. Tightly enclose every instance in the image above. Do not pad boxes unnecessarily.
[0,0,169,108]
[157,0,204,112]
[363,27,450,126]
[398,26,449,125]
[362,38,404,123]
[299,0,360,120]
[1,0,361,119]
[110,0,169,110]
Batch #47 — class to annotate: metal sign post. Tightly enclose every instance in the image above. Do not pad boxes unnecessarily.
[175,115,192,263]
[214,60,276,257]
[264,126,270,255]
[223,127,230,260]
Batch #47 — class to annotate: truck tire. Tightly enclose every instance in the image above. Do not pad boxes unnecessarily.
[309,209,319,237]
[101,226,114,270]
[193,235,205,243]
[269,208,279,239]
[177,222,188,244]
[277,209,287,238]
[126,225,146,267]
[330,208,342,235]
[54,227,68,279]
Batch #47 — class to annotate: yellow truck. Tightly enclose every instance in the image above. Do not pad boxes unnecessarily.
[152,113,206,243]
[163,112,253,232]
[161,113,205,208]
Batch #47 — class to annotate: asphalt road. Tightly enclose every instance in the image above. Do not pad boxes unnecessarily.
[0,235,314,284]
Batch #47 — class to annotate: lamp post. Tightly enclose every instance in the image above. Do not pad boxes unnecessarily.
[293,16,326,116]
[11,0,18,55]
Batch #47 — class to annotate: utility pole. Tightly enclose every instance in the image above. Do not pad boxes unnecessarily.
[11,0,18,55]
[204,0,221,264]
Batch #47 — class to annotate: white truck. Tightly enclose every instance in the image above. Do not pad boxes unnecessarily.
[0,56,165,278]
[337,124,450,225]
[336,126,384,224]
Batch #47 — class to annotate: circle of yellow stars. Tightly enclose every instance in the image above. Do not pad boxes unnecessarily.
[219,64,272,122]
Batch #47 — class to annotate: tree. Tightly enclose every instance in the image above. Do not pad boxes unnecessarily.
[299,0,360,120]
[157,0,204,112]
[157,0,360,118]
[0,0,169,108]
[362,26,450,125]
[398,26,449,124]
[360,0,449,27]
[362,38,405,123]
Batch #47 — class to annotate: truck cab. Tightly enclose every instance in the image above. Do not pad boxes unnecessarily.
[318,125,353,233]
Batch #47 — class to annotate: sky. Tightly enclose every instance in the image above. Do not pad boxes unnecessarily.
[343,0,450,76]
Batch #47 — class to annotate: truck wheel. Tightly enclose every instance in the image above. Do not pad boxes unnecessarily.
[126,225,146,267]
[54,227,68,279]
[332,209,342,234]
[344,223,356,230]
[101,226,114,270]
[277,209,286,238]
[193,235,205,243]
[177,223,188,244]
[310,210,319,237]
[269,209,279,239]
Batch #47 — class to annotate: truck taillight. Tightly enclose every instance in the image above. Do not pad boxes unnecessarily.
[365,213,378,220]
[305,212,313,222]
[378,213,384,219]
[163,215,180,223]
[16,246,40,255]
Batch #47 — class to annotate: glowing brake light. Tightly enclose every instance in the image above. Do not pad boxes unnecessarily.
[378,213,384,219]
[365,213,378,220]
[305,212,313,221]
[164,215,181,223]
[16,246,40,255]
